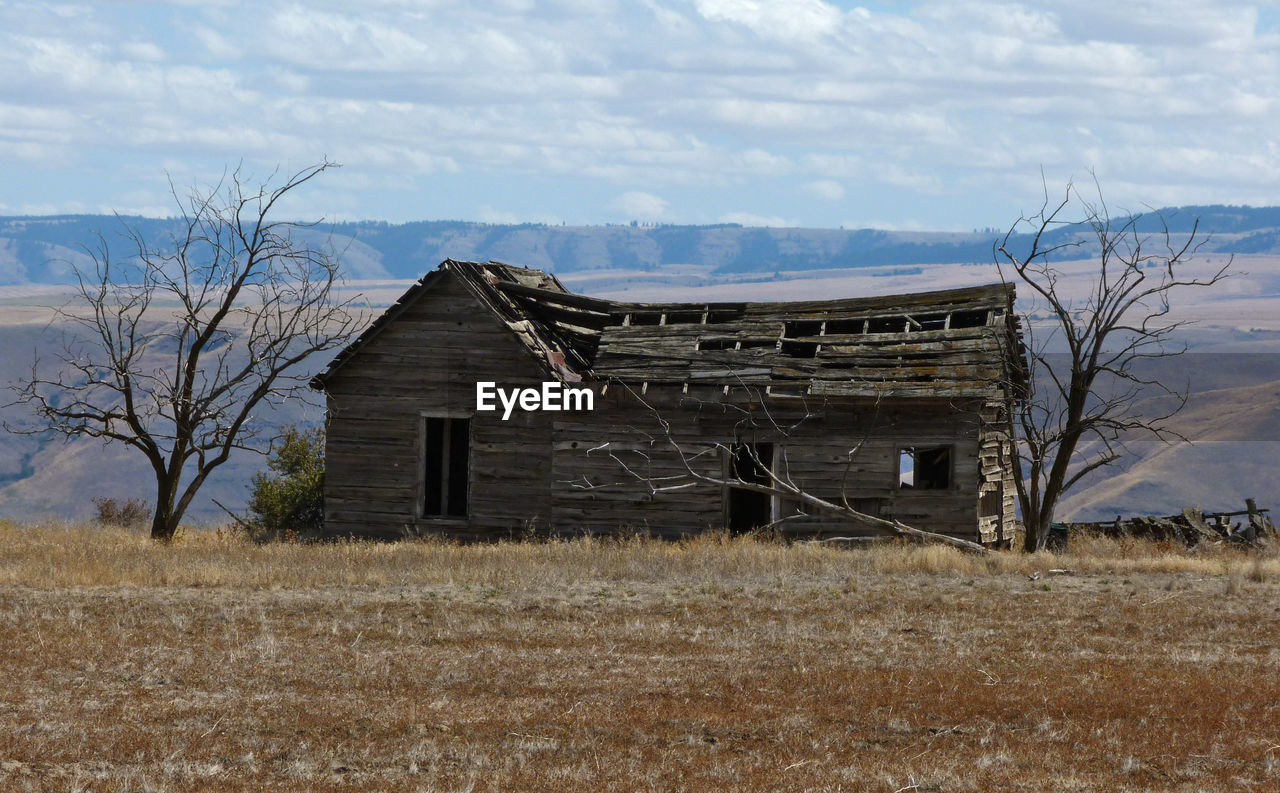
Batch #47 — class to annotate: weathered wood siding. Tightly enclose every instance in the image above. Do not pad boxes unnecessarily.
[977,400,1019,545]
[322,272,554,540]
[314,262,1024,544]
[550,387,985,541]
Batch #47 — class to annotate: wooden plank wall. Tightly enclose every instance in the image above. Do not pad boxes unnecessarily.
[322,273,555,540]
[320,271,1000,543]
[977,400,1018,545]
[550,388,985,541]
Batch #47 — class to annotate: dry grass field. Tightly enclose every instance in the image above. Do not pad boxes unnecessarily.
[1,523,1279,792]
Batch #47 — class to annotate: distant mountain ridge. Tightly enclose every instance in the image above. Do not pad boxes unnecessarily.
[3,205,1279,523]
[3,203,1277,286]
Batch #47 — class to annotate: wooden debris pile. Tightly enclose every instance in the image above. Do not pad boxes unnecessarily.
[1062,499,1278,547]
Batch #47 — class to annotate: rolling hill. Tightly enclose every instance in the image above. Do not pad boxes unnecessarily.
[6,202,1280,287]
[2,207,1279,524]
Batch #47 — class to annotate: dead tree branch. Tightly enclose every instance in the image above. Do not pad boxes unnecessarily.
[581,379,989,554]
[995,173,1229,551]
[4,161,359,540]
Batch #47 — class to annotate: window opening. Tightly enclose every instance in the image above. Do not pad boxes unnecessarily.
[898,446,951,490]
[422,417,470,517]
[780,340,819,358]
[664,310,704,324]
[868,316,904,334]
[950,309,989,328]
[825,318,866,335]
[783,320,824,338]
[707,308,746,323]
[698,338,738,351]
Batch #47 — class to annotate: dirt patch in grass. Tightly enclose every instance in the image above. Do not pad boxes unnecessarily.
[1,524,1278,791]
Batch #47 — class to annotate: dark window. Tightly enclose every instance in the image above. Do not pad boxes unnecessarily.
[629,312,664,326]
[868,316,906,334]
[825,318,865,335]
[898,446,951,490]
[707,308,746,323]
[698,338,738,351]
[665,310,704,324]
[780,339,818,358]
[783,320,823,338]
[950,309,989,328]
[422,417,470,517]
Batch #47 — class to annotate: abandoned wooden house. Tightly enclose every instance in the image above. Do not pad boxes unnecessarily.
[311,259,1027,545]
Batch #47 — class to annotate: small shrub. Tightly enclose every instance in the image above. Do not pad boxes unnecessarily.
[244,425,325,543]
[91,497,151,530]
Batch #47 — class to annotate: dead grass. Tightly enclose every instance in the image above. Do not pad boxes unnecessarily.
[2,521,1278,791]
[2,521,1276,589]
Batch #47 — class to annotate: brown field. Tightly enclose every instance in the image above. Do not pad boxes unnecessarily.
[1,523,1278,792]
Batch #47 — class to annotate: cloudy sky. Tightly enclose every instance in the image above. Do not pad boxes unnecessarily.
[2,0,1279,230]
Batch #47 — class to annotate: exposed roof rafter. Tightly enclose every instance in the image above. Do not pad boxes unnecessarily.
[312,259,1026,398]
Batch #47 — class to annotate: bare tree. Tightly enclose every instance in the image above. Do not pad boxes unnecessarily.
[578,380,991,553]
[6,161,359,540]
[996,177,1229,552]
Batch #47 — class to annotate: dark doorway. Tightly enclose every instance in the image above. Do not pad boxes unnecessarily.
[422,416,470,517]
[727,442,774,532]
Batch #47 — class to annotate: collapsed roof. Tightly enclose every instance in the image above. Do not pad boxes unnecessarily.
[312,259,1026,399]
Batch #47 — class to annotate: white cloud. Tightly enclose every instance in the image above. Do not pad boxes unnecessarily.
[120,41,165,62]
[1,0,1280,227]
[731,147,793,175]
[720,211,795,227]
[265,6,433,72]
[694,0,843,41]
[192,26,242,59]
[611,191,668,220]
[803,180,844,200]
[270,68,311,94]
[475,205,563,225]
[0,140,69,162]
[803,155,941,192]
